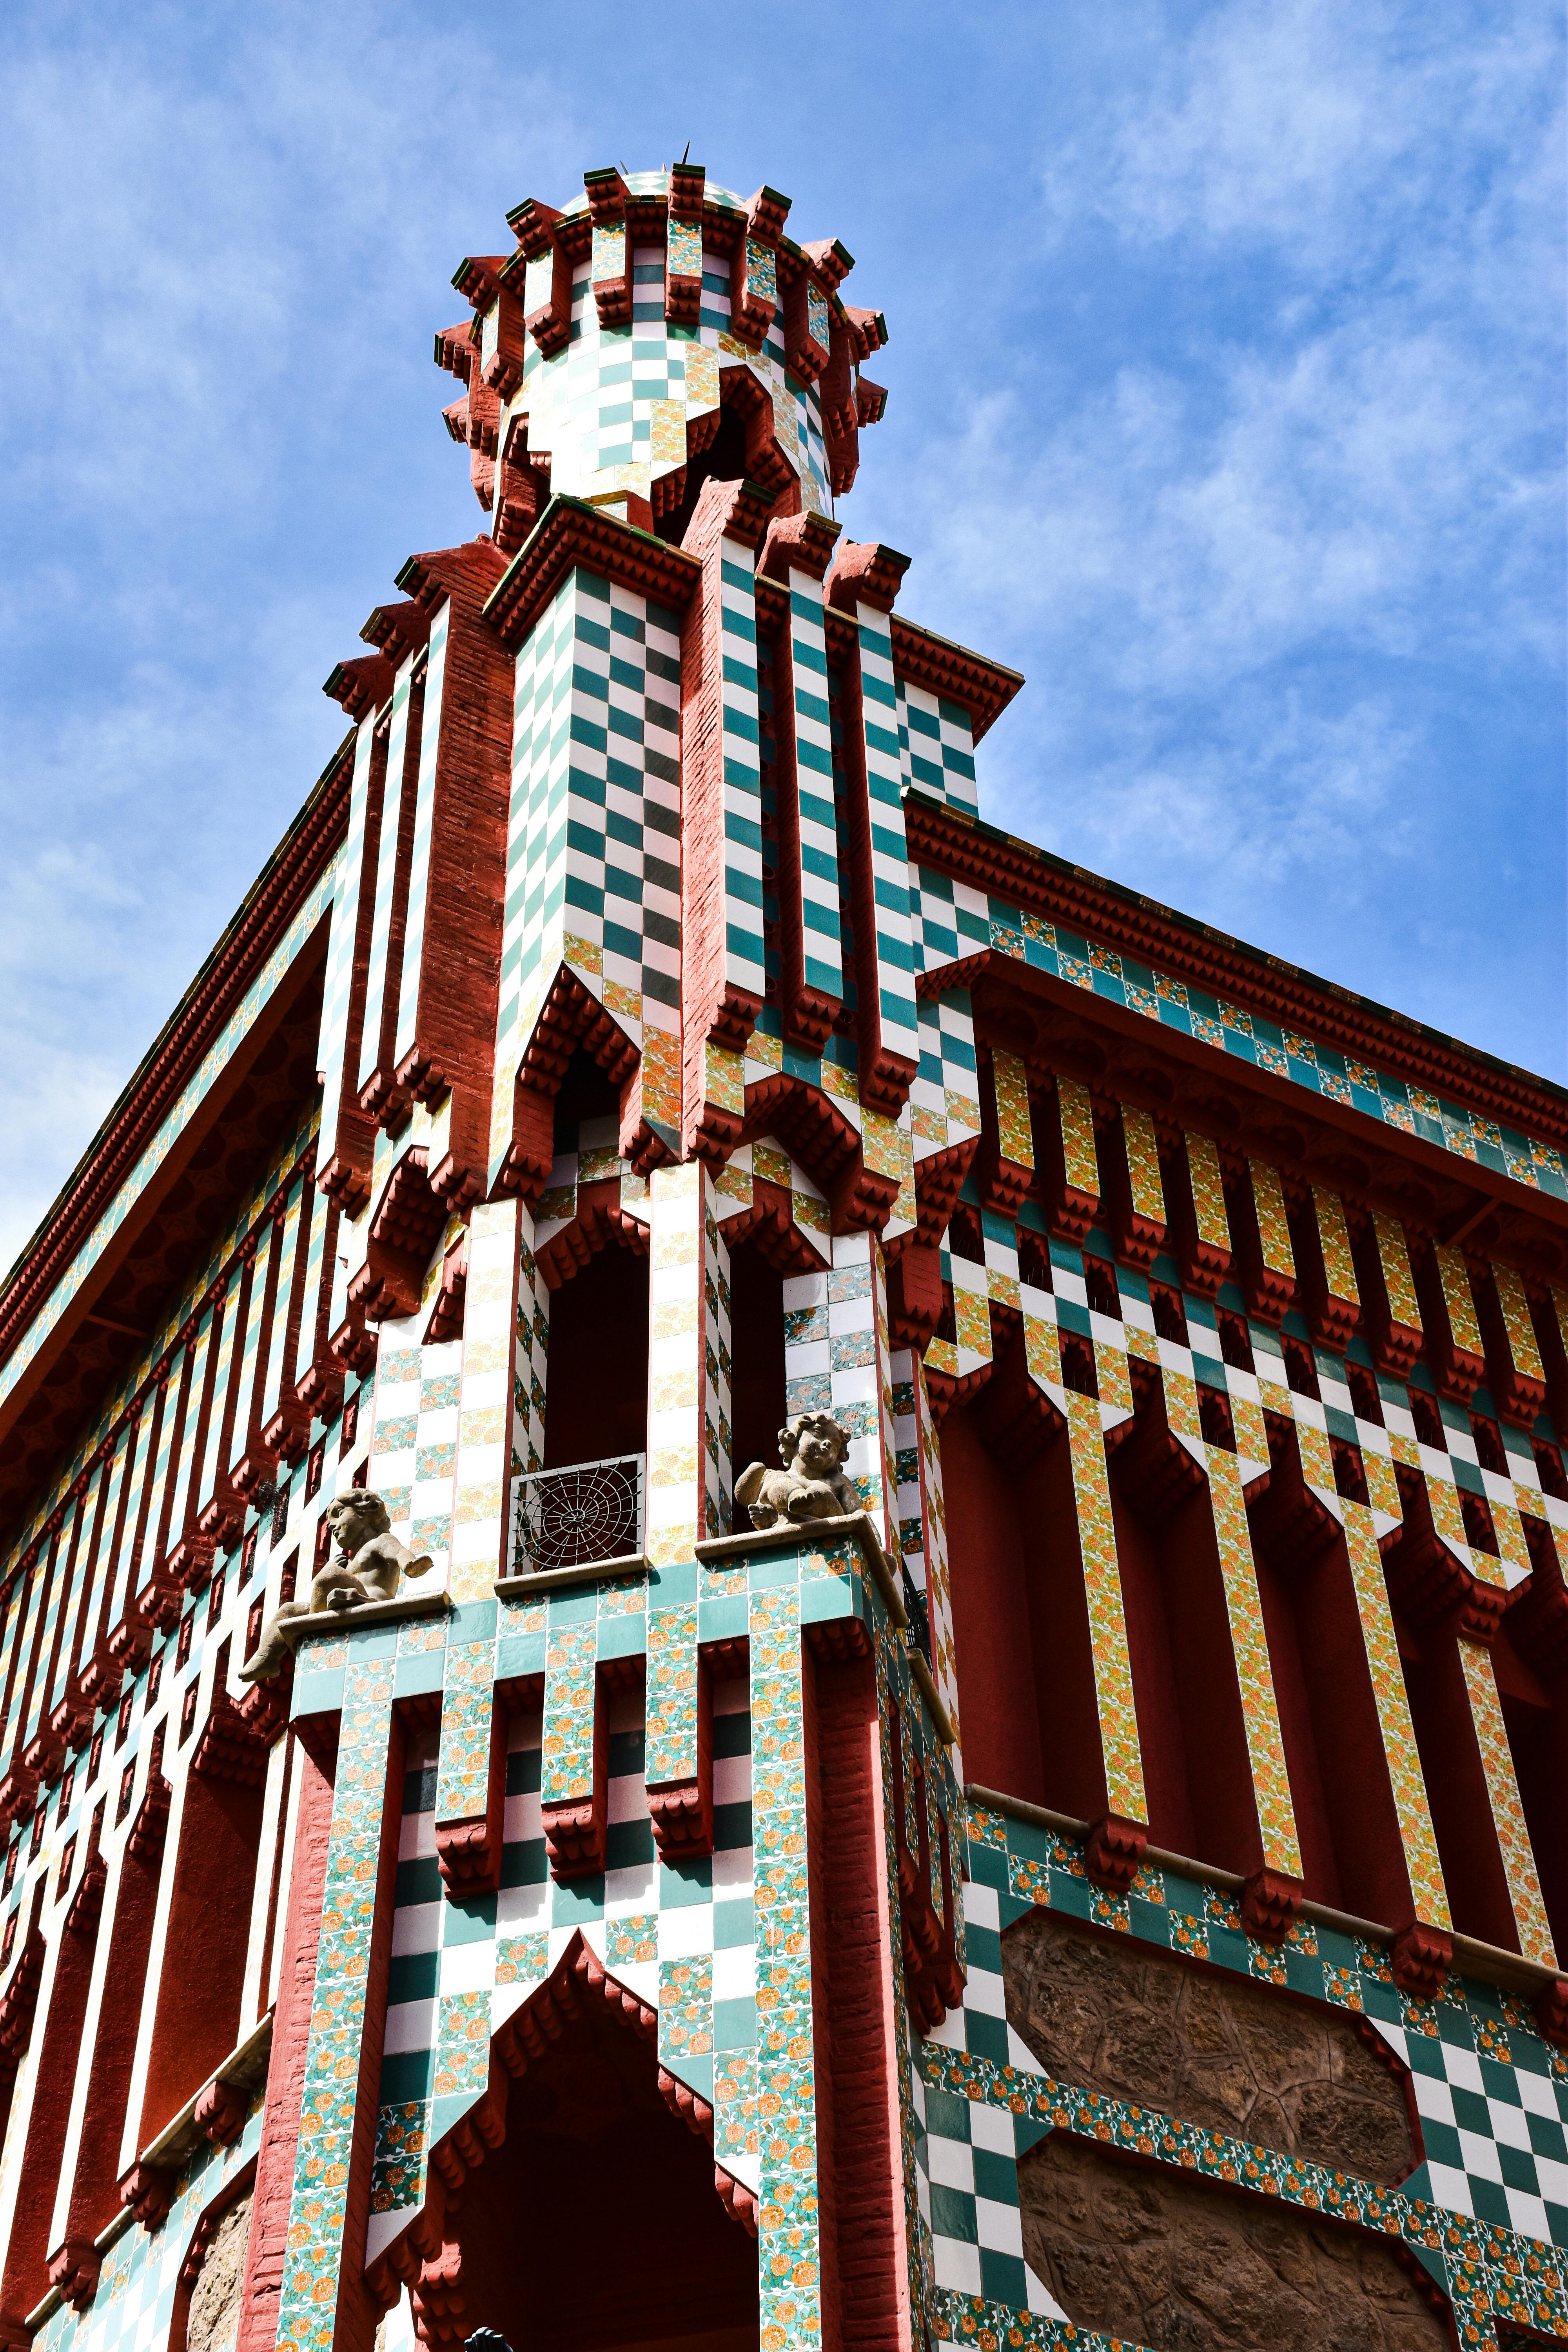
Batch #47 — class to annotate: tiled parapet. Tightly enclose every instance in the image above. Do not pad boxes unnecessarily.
[475,171,842,524]
[274,1512,960,2352]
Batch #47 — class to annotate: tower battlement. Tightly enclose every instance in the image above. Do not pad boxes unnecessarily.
[438,164,887,546]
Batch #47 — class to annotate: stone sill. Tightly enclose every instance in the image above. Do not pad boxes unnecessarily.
[696,1511,906,1625]
[140,2007,274,2172]
[494,1553,648,1601]
[286,1584,452,1652]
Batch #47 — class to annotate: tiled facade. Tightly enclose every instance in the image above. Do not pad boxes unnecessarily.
[0,156,1564,2352]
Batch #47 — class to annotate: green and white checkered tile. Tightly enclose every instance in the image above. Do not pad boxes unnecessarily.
[917,2074,1067,2319]
[909,866,991,977]
[914,1881,1065,2318]
[922,1876,1046,2081]
[515,205,829,514]
[781,1242,886,1511]
[899,681,978,820]
[1372,2015,1568,2244]
[911,996,981,1166]
[963,1806,1568,2272]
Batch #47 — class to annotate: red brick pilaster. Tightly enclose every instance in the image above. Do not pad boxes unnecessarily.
[678,475,774,1156]
[805,1649,911,2352]
[386,541,512,1211]
[237,1729,335,2352]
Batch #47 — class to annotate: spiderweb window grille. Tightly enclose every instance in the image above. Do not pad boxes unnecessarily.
[511,1453,645,1576]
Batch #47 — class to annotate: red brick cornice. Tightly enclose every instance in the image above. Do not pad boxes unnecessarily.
[395,535,508,613]
[888,615,1023,743]
[905,791,1568,1153]
[483,495,702,650]
[0,743,355,1366]
[805,604,1023,744]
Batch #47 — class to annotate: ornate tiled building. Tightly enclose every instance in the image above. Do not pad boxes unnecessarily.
[0,160,1566,2352]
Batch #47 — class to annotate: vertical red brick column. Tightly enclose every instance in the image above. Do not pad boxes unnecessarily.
[804,1648,911,2352]
[677,474,774,1155]
[50,1844,163,2270]
[0,1907,101,2332]
[237,1728,336,2352]
[387,541,513,1208]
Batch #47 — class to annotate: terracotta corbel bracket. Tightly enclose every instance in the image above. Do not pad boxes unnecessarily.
[434,1681,512,1902]
[887,1694,964,2033]
[646,1642,717,1864]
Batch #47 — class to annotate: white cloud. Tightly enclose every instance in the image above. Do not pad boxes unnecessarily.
[860,1,1565,1072]
[0,1042,124,1283]
[0,0,1560,1300]
[1044,0,1563,301]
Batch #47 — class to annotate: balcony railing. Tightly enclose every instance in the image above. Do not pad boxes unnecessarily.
[510,1453,645,1577]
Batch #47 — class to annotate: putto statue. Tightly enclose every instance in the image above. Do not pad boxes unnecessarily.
[238,1491,435,1683]
[734,1411,862,1531]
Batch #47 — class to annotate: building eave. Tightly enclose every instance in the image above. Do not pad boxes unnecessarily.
[904,788,1568,1166]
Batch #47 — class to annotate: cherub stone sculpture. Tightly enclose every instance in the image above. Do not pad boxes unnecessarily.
[733,1410,862,1531]
[238,1490,435,1683]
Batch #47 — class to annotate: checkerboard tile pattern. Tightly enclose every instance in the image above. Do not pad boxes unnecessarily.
[488,567,686,1186]
[890,1352,963,1739]
[781,1235,897,1524]
[1380,2014,1568,2242]
[372,1667,756,2252]
[909,865,991,977]
[368,1323,463,1568]
[301,1520,953,2352]
[910,996,982,1172]
[900,680,978,819]
[842,601,920,1086]
[361,1525,919,2352]
[779,562,843,1009]
[713,539,767,1022]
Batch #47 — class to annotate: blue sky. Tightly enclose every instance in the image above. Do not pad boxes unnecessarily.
[1,2,1563,1269]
